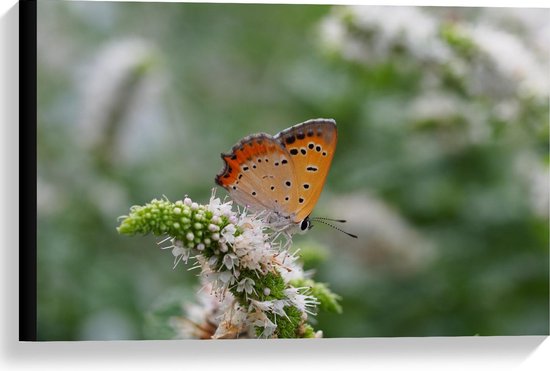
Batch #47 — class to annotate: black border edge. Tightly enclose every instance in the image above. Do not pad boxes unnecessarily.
[19,0,38,341]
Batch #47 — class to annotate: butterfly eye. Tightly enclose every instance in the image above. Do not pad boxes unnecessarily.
[299,217,311,233]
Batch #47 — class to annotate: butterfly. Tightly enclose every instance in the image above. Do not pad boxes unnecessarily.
[215,118,355,237]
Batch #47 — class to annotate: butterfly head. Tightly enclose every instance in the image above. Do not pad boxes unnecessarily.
[298,216,312,234]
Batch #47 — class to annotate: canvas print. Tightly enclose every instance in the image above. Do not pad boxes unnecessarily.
[36,1,549,340]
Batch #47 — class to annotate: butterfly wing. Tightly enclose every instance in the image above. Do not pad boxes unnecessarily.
[215,118,337,224]
[215,133,298,219]
[274,119,337,223]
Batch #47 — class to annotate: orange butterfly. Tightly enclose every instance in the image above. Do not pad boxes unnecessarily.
[216,118,354,237]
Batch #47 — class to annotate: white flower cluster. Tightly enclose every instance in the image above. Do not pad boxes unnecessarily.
[163,190,318,339]
[212,290,317,339]
[172,277,319,339]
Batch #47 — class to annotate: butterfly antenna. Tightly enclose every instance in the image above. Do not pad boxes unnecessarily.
[311,216,348,223]
[311,218,358,239]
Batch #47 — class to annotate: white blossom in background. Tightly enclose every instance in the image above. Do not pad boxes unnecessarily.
[319,6,549,104]
[319,6,450,65]
[50,38,170,220]
[409,91,461,124]
[78,39,156,149]
[514,154,550,220]
[469,24,549,98]
[170,282,231,339]
[318,6,548,218]
[76,38,175,167]
[327,193,436,276]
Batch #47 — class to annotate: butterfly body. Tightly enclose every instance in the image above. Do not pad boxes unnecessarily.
[215,118,337,229]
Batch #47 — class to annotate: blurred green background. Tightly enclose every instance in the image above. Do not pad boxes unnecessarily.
[37,1,549,340]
